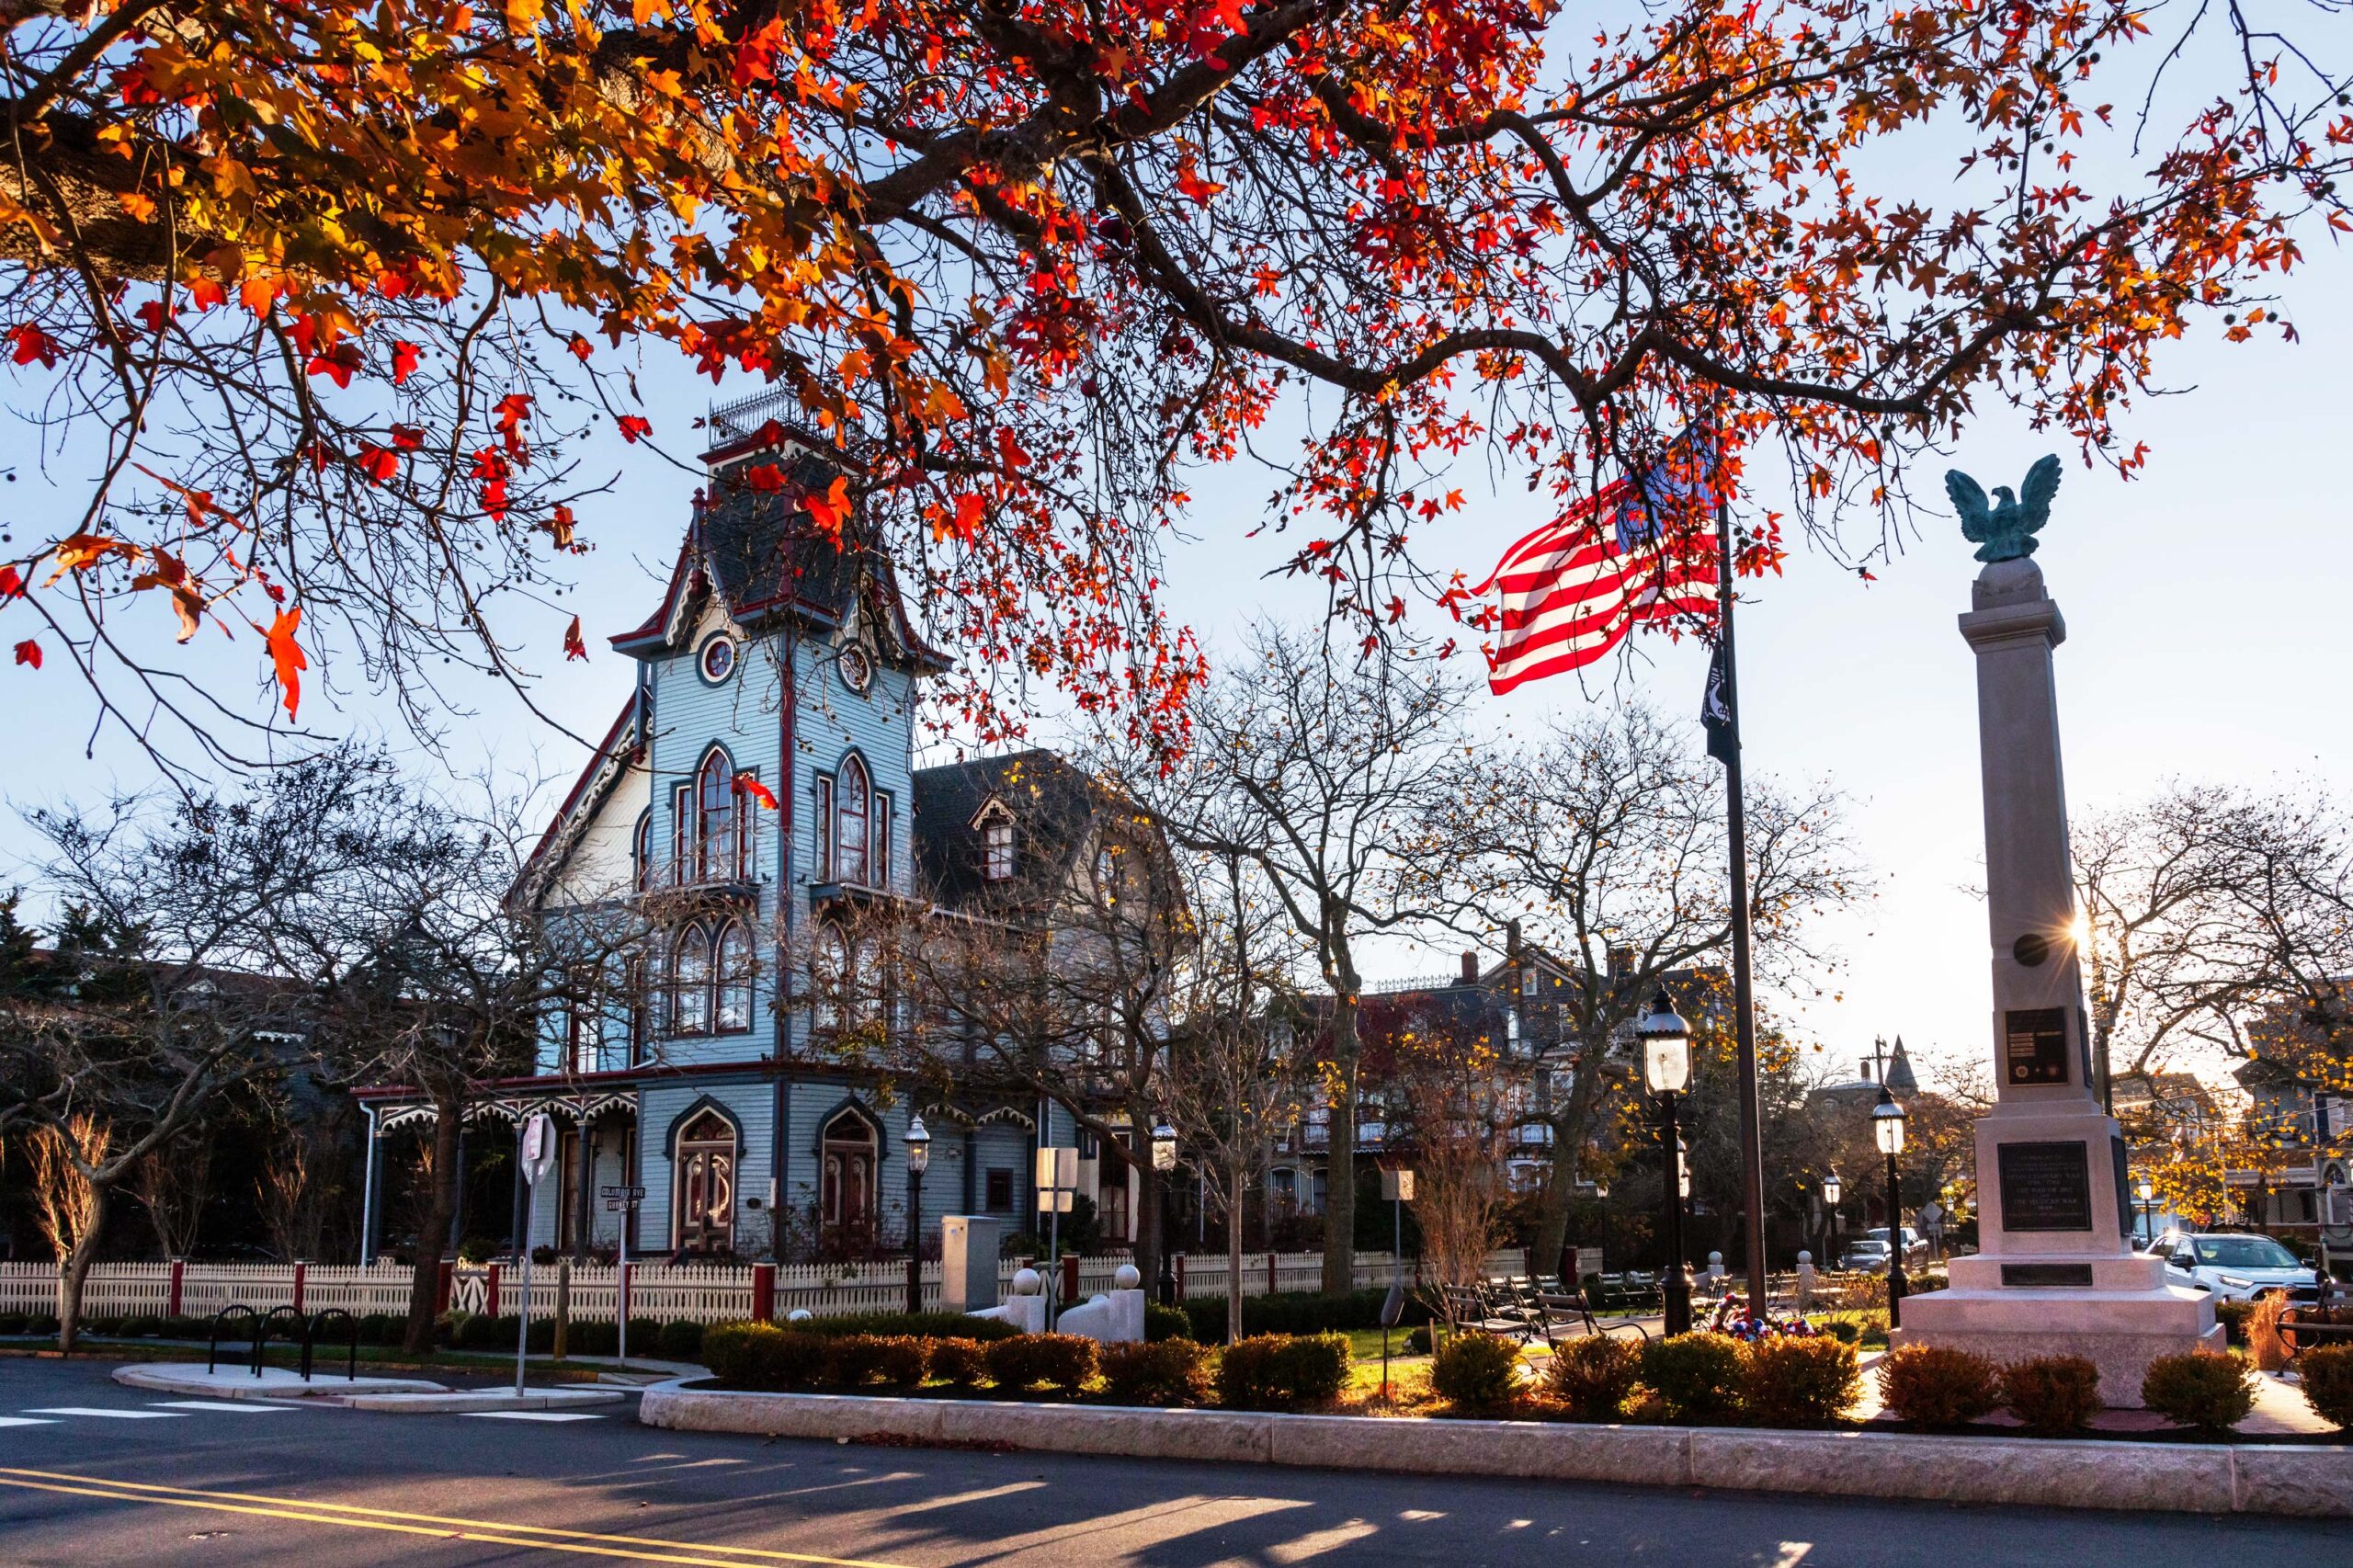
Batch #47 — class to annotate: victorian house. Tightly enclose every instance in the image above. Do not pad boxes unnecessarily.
[354,398,1154,1264]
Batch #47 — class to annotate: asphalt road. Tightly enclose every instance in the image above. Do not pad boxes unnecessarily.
[0,1358,2337,1568]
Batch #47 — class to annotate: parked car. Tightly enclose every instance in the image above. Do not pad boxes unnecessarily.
[1838,1238,1893,1271]
[1865,1226,1931,1266]
[2143,1232,2318,1302]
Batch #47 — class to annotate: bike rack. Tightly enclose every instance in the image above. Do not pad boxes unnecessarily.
[254,1304,308,1379]
[303,1308,358,1382]
[206,1305,260,1376]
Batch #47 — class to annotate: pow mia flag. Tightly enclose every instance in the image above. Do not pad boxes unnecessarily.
[1701,639,1737,765]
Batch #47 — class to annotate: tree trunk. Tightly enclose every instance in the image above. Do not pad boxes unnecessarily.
[1320,991,1359,1295]
[403,1102,464,1358]
[1226,1156,1245,1346]
[54,1187,109,1356]
[1529,1050,1610,1278]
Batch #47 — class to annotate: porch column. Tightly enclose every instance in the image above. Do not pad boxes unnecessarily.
[448,1125,470,1258]
[358,1104,381,1266]
[574,1114,597,1262]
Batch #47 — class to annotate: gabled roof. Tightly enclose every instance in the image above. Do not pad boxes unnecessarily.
[512,694,642,910]
[608,431,948,671]
[911,749,1114,915]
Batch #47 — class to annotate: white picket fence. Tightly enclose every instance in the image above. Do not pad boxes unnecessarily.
[0,1247,1573,1325]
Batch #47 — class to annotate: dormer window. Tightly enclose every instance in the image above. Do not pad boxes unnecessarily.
[983,818,1014,881]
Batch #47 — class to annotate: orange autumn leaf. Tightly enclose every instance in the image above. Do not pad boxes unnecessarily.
[563,614,587,660]
[733,772,779,809]
[262,606,306,720]
[805,475,851,539]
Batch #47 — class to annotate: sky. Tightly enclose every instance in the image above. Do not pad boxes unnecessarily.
[6,59,2350,1100]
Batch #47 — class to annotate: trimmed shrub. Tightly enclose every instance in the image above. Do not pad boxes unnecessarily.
[1875,1344,2003,1426]
[1740,1335,1859,1427]
[2212,1299,2256,1347]
[1430,1332,1523,1410]
[2298,1343,2353,1431]
[1099,1339,1213,1407]
[656,1319,704,1360]
[1546,1335,1641,1420]
[2141,1351,2256,1435]
[1144,1303,1193,1342]
[873,1335,930,1391]
[0,1312,28,1335]
[826,1335,893,1387]
[797,1312,1019,1342]
[1403,1325,1433,1355]
[985,1333,1099,1395]
[1640,1332,1745,1423]
[702,1323,833,1391]
[2002,1354,2101,1435]
[1214,1333,1351,1412]
[1821,1319,1860,1345]
[928,1337,987,1390]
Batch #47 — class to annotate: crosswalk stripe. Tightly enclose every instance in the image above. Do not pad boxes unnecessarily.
[466,1411,605,1422]
[0,1418,58,1428]
[22,1408,186,1420]
[148,1401,300,1413]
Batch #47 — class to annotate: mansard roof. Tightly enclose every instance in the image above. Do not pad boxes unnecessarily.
[608,422,947,671]
[911,749,1118,915]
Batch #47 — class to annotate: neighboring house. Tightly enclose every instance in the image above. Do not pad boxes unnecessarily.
[352,399,1148,1264]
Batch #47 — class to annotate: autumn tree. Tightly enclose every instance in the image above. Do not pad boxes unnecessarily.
[1,0,2345,770]
[0,750,392,1348]
[1376,994,1528,1307]
[1437,702,1866,1278]
[1106,620,1477,1292]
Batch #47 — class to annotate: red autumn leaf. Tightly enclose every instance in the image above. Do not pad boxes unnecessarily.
[12,639,40,668]
[7,324,60,369]
[307,341,364,388]
[494,392,531,433]
[187,278,225,312]
[0,565,21,598]
[733,772,779,809]
[563,614,587,661]
[745,461,786,492]
[953,492,986,540]
[262,606,306,719]
[354,442,399,484]
[733,17,783,86]
[389,423,426,449]
[805,474,852,539]
[568,335,592,362]
[135,300,170,334]
[616,414,652,442]
[390,340,421,385]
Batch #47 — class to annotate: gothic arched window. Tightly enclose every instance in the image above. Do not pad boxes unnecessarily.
[696,749,740,881]
[834,755,870,886]
[671,924,713,1036]
[811,922,850,1033]
[714,920,755,1033]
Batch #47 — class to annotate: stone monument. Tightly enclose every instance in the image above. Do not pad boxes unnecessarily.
[1891,457,2221,1394]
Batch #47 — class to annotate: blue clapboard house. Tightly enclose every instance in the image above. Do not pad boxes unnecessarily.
[357,398,1141,1264]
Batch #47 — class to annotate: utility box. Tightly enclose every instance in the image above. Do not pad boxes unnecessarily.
[940,1216,1005,1313]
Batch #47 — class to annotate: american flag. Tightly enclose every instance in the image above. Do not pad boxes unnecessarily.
[1472,444,1726,695]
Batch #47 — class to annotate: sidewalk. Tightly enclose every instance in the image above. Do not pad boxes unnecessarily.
[112,1362,628,1414]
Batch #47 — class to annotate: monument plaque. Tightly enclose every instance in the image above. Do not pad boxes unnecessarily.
[1998,1140,2093,1230]
[2004,1006,2069,1085]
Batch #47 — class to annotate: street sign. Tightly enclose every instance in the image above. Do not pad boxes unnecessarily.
[1381,1168,1415,1202]
[598,1184,646,1202]
[520,1113,558,1187]
[1034,1145,1077,1192]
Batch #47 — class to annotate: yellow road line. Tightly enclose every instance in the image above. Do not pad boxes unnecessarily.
[0,1468,915,1568]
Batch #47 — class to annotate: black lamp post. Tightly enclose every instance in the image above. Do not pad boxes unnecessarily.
[2134,1176,2156,1246]
[903,1116,929,1315]
[1872,1086,1907,1328]
[1638,989,1695,1335]
[1151,1121,1178,1306]
[1822,1169,1843,1265]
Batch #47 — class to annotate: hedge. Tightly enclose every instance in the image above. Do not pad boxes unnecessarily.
[1214,1333,1351,1411]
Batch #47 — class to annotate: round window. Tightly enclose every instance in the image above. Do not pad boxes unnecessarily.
[838,645,873,694]
[699,635,737,685]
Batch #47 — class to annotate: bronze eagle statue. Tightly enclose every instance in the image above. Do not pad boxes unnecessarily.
[1946,454,2063,562]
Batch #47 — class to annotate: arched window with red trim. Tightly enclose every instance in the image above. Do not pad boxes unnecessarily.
[714,920,755,1033]
[671,924,713,1035]
[834,755,870,886]
[696,749,739,881]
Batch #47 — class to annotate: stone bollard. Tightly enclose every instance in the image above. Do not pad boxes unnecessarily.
[1795,1252,1817,1313]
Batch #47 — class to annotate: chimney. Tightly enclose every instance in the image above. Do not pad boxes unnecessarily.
[1607,945,1636,979]
[1461,951,1479,985]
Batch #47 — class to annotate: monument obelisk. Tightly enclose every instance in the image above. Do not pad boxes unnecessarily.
[1892,457,2220,1394]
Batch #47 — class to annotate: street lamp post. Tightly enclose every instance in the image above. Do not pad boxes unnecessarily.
[2135,1176,2156,1246]
[1151,1121,1178,1306]
[1638,990,1695,1336]
[1872,1086,1907,1329]
[1823,1170,1842,1266]
[903,1116,930,1316]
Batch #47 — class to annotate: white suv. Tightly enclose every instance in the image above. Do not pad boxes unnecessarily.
[2145,1232,2318,1303]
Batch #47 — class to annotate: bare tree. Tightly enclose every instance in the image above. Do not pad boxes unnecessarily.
[1439,703,1868,1277]
[0,750,395,1348]
[131,1129,212,1262]
[1160,849,1310,1343]
[1108,620,1474,1292]
[895,790,1195,1283]
[1380,998,1526,1311]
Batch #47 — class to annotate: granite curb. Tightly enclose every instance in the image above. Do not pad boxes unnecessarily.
[112,1363,446,1401]
[638,1382,2353,1518]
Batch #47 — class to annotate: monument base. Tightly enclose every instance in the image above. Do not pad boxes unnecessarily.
[1893,1263,2222,1404]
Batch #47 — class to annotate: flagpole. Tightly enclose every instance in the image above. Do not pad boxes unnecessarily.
[1714,498,1771,1322]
